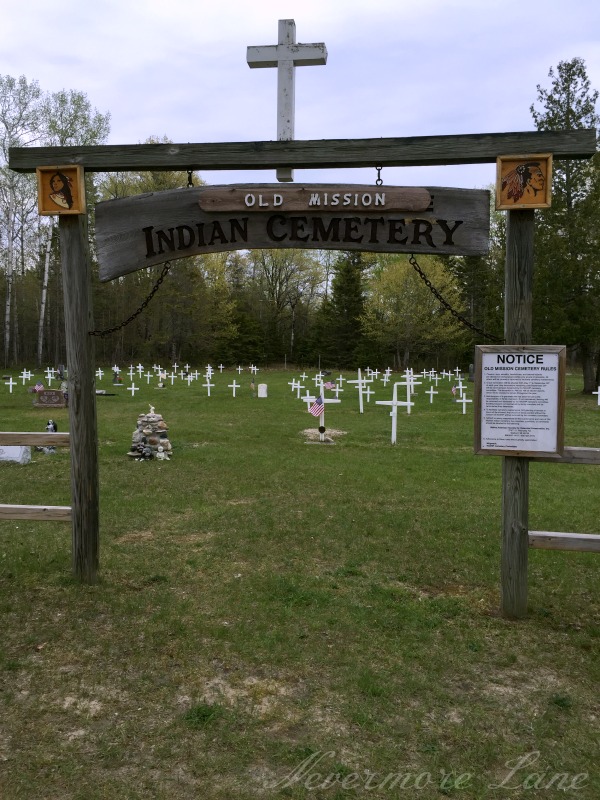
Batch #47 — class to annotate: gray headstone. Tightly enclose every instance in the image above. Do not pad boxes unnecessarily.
[0,446,31,464]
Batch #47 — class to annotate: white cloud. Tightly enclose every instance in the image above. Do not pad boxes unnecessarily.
[0,0,597,187]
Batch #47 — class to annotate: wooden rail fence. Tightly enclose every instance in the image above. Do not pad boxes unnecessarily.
[0,432,72,522]
[528,446,600,553]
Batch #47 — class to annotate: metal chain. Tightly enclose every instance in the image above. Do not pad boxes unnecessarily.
[408,254,504,343]
[89,261,172,338]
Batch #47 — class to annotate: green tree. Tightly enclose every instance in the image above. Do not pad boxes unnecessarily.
[530,57,599,391]
[315,251,372,368]
[0,74,43,366]
[361,254,468,369]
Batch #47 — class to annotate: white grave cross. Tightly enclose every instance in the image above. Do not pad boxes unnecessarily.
[457,395,472,414]
[375,382,414,444]
[302,380,341,442]
[247,19,327,182]
[593,387,600,406]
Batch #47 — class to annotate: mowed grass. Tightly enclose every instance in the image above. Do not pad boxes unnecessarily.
[0,368,598,799]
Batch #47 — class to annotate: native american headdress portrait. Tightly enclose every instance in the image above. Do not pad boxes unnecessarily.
[501,161,545,203]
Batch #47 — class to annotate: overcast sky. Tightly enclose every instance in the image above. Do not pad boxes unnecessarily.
[1,0,598,188]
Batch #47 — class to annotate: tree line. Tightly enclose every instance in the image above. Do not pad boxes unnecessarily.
[1,59,598,389]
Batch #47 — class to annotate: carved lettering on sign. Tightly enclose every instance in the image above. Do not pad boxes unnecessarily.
[95,185,490,282]
[198,186,432,213]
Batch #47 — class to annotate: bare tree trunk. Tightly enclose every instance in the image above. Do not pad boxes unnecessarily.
[581,342,599,394]
[3,192,15,368]
[36,226,54,368]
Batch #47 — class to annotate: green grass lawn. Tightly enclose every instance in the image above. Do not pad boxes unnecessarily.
[1,367,599,799]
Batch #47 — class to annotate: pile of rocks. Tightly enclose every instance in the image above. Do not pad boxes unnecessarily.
[127,406,172,461]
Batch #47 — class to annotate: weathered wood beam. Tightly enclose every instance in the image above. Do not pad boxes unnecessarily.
[529,446,600,465]
[501,210,534,620]
[8,129,596,173]
[59,216,99,583]
[529,531,600,552]
[0,432,71,447]
[0,504,72,522]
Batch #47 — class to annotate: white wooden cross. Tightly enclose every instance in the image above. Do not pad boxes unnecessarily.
[228,380,240,397]
[186,374,194,386]
[5,377,16,393]
[593,387,600,406]
[347,368,371,414]
[247,19,327,182]
[19,369,31,385]
[136,363,144,377]
[375,382,414,444]
[128,383,138,397]
[363,384,375,403]
[336,374,345,387]
[112,364,120,373]
[172,361,179,372]
[45,367,55,381]
[302,380,341,442]
[236,365,244,374]
[96,368,104,380]
[249,364,259,375]
[145,371,153,384]
[127,366,135,380]
[218,364,225,373]
[426,386,438,403]
[168,372,177,385]
[300,372,308,381]
[203,378,215,396]
[457,394,472,414]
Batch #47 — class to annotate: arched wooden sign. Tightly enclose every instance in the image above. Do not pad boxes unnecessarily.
[95,183,490,282]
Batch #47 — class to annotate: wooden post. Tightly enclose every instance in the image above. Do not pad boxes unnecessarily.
[59,214,99,583]
[501,210,534,618]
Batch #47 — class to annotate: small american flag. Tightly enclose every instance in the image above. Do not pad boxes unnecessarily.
[323,381,336,390]
[309,396,325,417]
[34,382,44,392]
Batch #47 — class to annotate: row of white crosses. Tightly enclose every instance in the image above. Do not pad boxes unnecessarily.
[101,363,257,398]
[287,366,474,446]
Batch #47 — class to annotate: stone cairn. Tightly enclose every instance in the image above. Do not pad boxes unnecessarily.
[127,406,172,461]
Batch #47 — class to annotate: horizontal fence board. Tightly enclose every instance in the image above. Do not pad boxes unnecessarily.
[0,432,70,447]
[529,446,600,465]
[529,531,600,552]
[0,504,72,522]
[9,129,596,173]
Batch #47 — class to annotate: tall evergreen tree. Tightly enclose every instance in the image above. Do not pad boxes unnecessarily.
[530,57,599,391]
[316,251,371,368]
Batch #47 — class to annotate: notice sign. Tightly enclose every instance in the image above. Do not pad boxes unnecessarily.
[474,345,565,457]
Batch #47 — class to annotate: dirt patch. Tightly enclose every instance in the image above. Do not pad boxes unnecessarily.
[302,428,347,442]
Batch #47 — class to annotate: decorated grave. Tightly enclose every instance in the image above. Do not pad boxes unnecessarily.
[127,406,172,461]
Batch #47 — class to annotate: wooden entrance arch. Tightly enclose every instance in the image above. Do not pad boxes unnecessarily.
[9,128,596,617]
